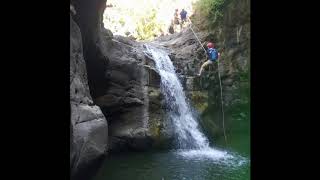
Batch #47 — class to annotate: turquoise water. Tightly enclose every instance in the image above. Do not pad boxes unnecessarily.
[92,116,250,180]
[93,149,249,180]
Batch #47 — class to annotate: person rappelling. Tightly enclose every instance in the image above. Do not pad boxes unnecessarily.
[197,42,221,76]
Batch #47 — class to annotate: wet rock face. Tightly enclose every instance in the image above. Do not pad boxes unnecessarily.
[70,13,108,180]
[94,36,171,152]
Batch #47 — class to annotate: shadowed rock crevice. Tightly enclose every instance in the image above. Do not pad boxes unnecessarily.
[70,0,109,179]
[72,0,109,99]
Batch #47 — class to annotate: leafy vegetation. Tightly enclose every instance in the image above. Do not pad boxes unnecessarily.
[135,9,164,41]
[192,0,230,28]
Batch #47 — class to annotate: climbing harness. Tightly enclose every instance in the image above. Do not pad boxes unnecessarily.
[188,21,228,145]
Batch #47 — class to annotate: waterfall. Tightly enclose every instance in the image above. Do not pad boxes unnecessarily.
[144,44,209,149]
[143,44,247,162]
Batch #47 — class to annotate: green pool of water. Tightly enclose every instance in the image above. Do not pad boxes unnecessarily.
[93,83,250,180]
[92,122,250,180]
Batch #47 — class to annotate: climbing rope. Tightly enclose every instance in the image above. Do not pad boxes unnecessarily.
[217,57,228,145]
[188,24,207,57]
[188,22,228,146]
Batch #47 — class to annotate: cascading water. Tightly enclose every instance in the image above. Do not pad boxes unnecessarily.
[144,44,209,149]
[144,45,248,165]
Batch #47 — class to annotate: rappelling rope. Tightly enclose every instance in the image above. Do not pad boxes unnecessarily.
[217,56,228,145]
[188,24,207,56]
[187,21,228,146]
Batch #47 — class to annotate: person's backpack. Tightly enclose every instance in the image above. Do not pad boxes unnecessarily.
[209,48,218,61]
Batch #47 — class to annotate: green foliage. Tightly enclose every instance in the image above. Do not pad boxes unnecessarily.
[136,9,163,41]
[193,0,230,28]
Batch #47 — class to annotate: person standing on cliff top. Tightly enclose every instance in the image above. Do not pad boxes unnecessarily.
[197,42,221,76]
[180,9,187,29]
[173,9,180,32]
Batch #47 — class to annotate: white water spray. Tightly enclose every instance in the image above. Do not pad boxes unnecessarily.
[144,45,210,149]
[144,44,247,163]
